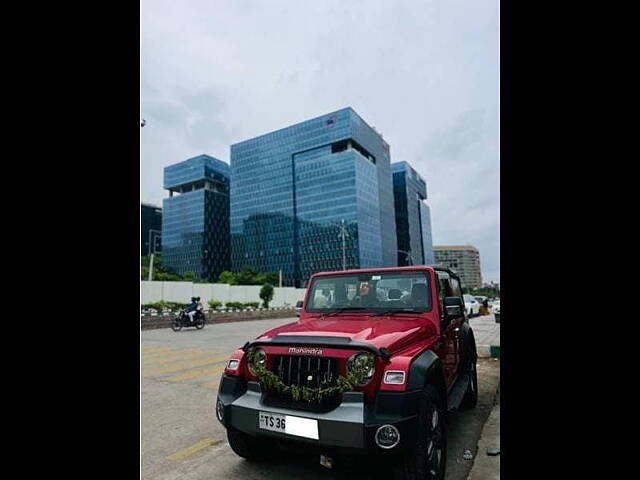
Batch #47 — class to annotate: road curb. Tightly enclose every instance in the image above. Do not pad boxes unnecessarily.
[477,345,500,358]
[466,392,500,480]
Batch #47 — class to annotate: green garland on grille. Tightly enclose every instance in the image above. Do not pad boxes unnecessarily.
[247,347,375,403]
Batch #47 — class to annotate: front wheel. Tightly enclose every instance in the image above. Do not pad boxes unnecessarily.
[391,385,446,480]
[195,318,205,329]
[171,319,182,332]
[227,427,278,462]
[460,356,478,409]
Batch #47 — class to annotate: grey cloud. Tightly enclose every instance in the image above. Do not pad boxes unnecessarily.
[141,0,500,281]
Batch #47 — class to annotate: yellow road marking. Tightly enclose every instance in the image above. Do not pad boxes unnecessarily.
[142,346,173,353]
[142,348,185,358]
[166,437,223,461]
[144,354,230,376]
[143,349,216,365]
[162,365,226,383]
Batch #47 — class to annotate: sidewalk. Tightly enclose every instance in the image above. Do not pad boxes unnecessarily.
[467,390,500,480]
[470,314,500,358]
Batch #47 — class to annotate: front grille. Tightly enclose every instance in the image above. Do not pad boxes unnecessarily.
[263,354,341,412]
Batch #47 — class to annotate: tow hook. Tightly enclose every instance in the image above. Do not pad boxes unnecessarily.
[320,454,334,469]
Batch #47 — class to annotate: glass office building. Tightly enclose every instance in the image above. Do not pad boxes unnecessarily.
[230,107,397,287]
[161,154,230,281]
[141,202,162,256]
[392,161,435,266]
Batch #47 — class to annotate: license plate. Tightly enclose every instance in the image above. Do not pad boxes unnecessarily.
[258,412,286,433]
[258,411,319,440]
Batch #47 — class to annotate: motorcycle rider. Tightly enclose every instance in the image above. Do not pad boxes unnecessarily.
[186,297,198,323]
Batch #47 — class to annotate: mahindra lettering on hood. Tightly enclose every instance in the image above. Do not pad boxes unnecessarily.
[216,266,478,480]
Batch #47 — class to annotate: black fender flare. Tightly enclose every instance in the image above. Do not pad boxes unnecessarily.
[460,323,477,363]
[407,349,447,409]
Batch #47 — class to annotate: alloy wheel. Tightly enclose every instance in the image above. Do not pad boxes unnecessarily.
[426,408,443,477]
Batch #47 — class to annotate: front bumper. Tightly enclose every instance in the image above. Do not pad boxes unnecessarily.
[216,374,421,455]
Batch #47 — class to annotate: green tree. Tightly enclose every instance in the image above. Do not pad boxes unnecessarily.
[155,272,183,281]
[182,271,197,281]
[141,254,185,281]
[259,283,275,308]
[217,271,237,284]
[264,272,279,286]
[236,267,261,285]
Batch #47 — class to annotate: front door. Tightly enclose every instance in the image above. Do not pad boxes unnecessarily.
[436,272,462,388]
[448,276,465,379]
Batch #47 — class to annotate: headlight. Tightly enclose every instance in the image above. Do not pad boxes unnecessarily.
[227,359,239,370]
[248,348,266,376]
[347,352,375,386]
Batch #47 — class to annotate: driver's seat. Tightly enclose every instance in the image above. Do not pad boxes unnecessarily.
[411,283,428,308]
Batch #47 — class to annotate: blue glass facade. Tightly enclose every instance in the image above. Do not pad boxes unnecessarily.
[392,161,435,266]
[162,155,230,281]
[230,107,397,287]
[141,203,162,256]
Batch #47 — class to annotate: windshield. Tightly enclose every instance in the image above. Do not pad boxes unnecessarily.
[463,294,475,302]
[306,271,432,313]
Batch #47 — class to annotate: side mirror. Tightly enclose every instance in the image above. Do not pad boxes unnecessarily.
[444,297,463,318]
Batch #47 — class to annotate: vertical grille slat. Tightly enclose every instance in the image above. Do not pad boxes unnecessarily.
[270,354,339,389]
[266,354,341,412]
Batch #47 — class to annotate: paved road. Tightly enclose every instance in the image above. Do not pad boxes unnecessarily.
[469,314,500,355]
[142,317,500,480]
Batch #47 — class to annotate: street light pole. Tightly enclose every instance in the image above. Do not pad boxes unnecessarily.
[338,220,350,271]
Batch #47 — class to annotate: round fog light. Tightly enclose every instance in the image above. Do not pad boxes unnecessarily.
[216,399,224,422]
[375,424,400,449]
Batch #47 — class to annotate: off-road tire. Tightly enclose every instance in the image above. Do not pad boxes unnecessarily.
[391,385,446,480]
[227,427,277,462]
[460,337,478,409]
[460,359,478,409]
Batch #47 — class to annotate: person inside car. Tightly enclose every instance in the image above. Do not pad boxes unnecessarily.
[349,281,377,308]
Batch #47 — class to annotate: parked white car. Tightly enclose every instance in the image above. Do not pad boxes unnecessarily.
[474,296,487,305]
[463,294,480,317]
[492,300,500,314]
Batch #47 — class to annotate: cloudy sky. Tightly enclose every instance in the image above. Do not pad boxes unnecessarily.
[142,0,500,282]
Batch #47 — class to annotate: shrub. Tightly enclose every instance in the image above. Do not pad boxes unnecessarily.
[143,301,165,312]
[244,302,260,309]
[208,300,223,309]
[142,301,191,312]
[225,301,244,310]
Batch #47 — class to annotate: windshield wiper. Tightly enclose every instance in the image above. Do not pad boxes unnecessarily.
[322,307,368,318]
[372,309,425,317]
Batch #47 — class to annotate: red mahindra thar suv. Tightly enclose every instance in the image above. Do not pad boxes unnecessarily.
[215,266,478,480]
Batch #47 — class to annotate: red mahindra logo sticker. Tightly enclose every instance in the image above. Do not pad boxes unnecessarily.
[288,347,323,356]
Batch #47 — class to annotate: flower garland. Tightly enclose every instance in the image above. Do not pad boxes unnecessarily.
[246,347,375,403]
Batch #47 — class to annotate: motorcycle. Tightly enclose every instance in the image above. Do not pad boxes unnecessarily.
[171,307,206,331]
